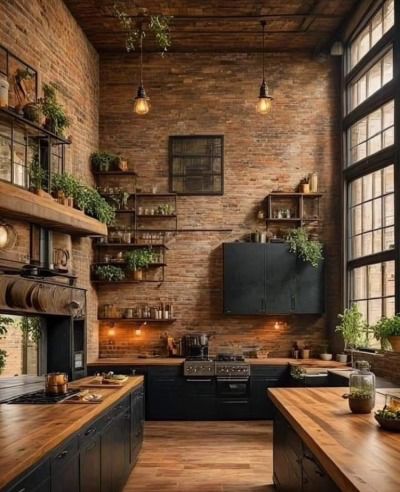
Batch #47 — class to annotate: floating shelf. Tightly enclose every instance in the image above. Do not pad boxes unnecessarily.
[136,193,177,197]
[0,181,108,237]
[268,192,323,198]
[115,209,136,214]
[137,214,177,219]
[91,279,163,284]
[92,262,166,268]
[94,243,168,249]
[93,170,137,176]
[98,318,176,323]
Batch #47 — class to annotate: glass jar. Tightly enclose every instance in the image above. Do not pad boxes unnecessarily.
[347,360,376,414]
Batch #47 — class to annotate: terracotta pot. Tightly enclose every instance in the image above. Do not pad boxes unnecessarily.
[34,188,52,200]
[300,349,310,359]
[133,269,143,281]
[388,336,400,352]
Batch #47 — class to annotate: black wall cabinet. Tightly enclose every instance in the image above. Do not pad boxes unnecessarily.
[223,243,324,315]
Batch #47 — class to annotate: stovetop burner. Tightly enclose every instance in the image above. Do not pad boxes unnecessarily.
[4,389,80,404]
[185,356,213,361]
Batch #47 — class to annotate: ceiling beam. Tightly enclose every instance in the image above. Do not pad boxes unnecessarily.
[102,13,344,21]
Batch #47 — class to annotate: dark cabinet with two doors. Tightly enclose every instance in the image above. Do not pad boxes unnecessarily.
[5,385,144,492]
[223,243,324,315]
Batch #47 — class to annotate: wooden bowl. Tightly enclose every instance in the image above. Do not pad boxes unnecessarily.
[375,415,400,432]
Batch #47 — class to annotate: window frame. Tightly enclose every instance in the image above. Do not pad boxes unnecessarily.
[341,0,399,348]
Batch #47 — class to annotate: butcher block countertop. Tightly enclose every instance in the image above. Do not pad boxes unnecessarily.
[0,375,143,490]
[88,357,348,368]
[269,387,400,492]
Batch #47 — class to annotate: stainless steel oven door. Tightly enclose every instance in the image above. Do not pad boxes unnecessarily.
[216,378,250,398]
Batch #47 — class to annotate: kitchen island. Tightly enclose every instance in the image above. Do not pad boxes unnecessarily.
[269,387,400,492]
[0,376,144,492]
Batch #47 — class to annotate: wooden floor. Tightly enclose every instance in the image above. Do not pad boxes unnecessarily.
[124,421,274,492]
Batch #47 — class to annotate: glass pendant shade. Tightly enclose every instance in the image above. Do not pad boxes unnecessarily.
[134,84,150,115]
[256,80,273,114]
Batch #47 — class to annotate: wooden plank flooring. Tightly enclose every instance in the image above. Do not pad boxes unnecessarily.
[124,421,274,492]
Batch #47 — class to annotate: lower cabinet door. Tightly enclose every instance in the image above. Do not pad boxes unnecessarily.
[216,399,250,420]
[250,377,280,419]
[80,434,101,492]
[131,389,145,464]
[51,454,80,492]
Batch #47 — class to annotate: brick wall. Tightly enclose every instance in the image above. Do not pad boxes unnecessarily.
[0,0,100,361]
[98,52,342,358]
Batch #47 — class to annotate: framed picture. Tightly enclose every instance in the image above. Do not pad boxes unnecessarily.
[169,135,224,195]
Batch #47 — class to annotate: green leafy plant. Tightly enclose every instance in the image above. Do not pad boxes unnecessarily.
[113,2,172,54]
[90,152,120,172]
[39,83,70,137]
[376,408,400,420]
[336,304,366,351]
[372,315,400,351]
[349,388,375,399]
[95,265,125,282]
[0,349,7,374]
[286,228,323,268]
[84,187,116,225]
[19,317,41,344]
[51,172,78,198]
[29,159,48,191]
[0,316,13,337]
[124,248,156,271]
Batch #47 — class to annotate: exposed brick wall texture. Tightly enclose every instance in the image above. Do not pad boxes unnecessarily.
[98,51,342,358]
[0,0,100,361]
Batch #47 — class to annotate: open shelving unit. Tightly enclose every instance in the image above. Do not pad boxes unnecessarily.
[265,192,322,229]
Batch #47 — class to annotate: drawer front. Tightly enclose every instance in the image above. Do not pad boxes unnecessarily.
[6,460,50,492]
[251,365,288,379]
[79,415,108,447]
[51,436,79,472]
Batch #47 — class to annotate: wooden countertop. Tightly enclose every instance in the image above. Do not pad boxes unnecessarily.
[0,375,143,490]
[88,357,348,368]
[269,387,400,492]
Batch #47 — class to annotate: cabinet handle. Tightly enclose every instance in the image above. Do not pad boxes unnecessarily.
[291,295,295,310]
[84,427,96,436]
[57,450,69,460]
[186,379,212,382]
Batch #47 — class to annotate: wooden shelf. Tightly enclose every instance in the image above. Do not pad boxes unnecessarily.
[115,209,135,214]
[0,180,108,237]
[136,193,177,197]
[98,318,176,323]
[268,192,322,198]
[93,171,137,176]
[137,214,177,219]
[266,218,319,222]
[92,262,166,268]
[95,243,168,249]
[92,279,163,284]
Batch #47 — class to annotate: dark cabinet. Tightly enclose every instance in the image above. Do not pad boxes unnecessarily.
[250,366,288,419]
[223,243,266,314]
[6,460,50,492]
[51,438,80,492]
[80,434,101,492]
[302,447,339,492]
[131,387,145,464]
[223,243,324,315]
[147,367,185,420]
[184,378,216,420]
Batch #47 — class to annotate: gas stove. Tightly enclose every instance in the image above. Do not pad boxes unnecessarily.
[183,355,250,378]
[4,389,80,404]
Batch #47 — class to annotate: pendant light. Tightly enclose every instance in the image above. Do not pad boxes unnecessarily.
[134,29,150,115]
[256,20,273,115]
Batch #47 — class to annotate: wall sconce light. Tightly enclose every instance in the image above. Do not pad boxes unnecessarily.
[135,322,146,337]
[274,321,280,330]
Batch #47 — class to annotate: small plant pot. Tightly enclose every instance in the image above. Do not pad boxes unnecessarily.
[23,102,41,123]
[346,395,375,414]
[33,188,52,200]
[133,269,143,281]
[320,353,333,361]
[300,349,310,359]
[336,354,348,363]
[388,336,400,352]
[68,197,74,207]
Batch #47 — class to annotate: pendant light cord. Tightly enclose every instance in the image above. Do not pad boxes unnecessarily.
[140,29,144,86]
[261,20,266,83]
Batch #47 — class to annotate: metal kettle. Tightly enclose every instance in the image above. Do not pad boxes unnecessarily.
[45,372,68,395]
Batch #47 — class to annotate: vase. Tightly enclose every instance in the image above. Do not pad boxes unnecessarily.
[388,336,400,352]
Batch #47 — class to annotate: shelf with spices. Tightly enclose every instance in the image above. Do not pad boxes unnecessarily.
[99,302,175,322]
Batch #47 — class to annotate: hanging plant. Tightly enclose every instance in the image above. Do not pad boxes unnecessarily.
[286,227,323,268]
[113,2,172,54]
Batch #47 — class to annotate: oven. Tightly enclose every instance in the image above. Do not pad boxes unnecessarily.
[216,376,250,420]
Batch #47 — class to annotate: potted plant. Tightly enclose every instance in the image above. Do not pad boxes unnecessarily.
[94,265,125,282]
[335,304,365,364]
[286,227,323,268]
[90,152,120,172]
[84,187,115,225]
[372,315,400,351]
[319,342,333,361]
[39,83,70,137]
[51,172,77,206]
[124,248,156,281]
[343,388,375,414]
[29,160,49,198]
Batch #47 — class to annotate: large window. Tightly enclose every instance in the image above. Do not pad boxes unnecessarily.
[343,0,398,349]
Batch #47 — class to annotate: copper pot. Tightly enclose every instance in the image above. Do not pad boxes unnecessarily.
[45,372,68,395]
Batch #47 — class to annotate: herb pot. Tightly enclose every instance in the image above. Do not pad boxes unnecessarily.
[320,353,333,361]
[133,269,143,281]
[336,354,348,363]
[343,394,375,414]
[23,102,41,123]
[300,349,310,359]
[388,336,400,352]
